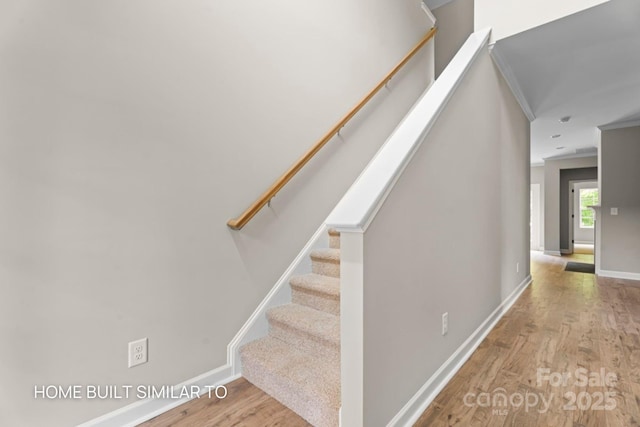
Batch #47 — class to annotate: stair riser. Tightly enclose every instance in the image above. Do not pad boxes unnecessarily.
[241,355,339,427]
[291,289,340,316]
[329,234,340,249]
[311,259,340,278]
[269,321,340,366]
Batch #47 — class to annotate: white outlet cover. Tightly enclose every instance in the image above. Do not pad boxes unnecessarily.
[611,207,618,215]
[128,338,148,368]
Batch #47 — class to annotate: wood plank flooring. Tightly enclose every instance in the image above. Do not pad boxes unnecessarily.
[139,251,640,426]
[415,251,640,427]
[138,377,310,427]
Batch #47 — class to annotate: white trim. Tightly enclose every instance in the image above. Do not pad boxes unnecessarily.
[388,275,533,427]
[420,1,437,27]
[489,44,535,122]
[597,269,640,281]
[327,28,492,232]
[544,250,562,256]
[568,180,575,254]
[78,366,239,427]
[530,183,541,252]
[542,151,598,162]
[592,204,602,273]
[598,118,640,131]
[339,231,365,427]
[227,222,329,374]
[574,240,594,245]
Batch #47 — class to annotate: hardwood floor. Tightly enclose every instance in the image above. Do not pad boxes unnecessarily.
[415,251,640,427]
[139,251,640,427]
[138,377,310,427]
[574,243,595,255]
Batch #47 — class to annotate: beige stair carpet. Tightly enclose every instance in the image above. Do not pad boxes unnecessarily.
[240,229,341,427]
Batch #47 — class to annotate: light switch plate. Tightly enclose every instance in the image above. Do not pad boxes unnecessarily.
[611,207,618,215]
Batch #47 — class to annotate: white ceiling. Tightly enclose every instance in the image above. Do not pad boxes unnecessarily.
[491,0,640,165]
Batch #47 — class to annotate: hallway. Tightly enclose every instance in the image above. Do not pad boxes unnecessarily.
[415,251,640,426]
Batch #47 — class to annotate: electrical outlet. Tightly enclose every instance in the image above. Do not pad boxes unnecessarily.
[442,312,448,336]
[611,207,618,215]
[128,338,148,368]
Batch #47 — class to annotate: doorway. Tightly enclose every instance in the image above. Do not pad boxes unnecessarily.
[569,180,598,259]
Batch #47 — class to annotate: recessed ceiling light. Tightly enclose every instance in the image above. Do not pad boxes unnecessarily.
[559,116,571,123]
[551,134,562,139]
[556,146,565,150]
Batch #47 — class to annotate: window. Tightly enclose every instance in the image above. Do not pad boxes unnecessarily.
[579,188,598,228]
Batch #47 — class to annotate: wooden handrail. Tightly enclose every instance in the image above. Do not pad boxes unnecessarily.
[227,27,437,230]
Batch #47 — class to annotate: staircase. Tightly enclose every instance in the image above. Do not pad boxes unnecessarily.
[240,229,341,427]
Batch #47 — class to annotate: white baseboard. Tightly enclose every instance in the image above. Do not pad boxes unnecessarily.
[574,241,593,245]
[388,274,533,427]
[597,269,640,281]
[560,249,572,255]
[78,365,239,427]
[544,250,562,256]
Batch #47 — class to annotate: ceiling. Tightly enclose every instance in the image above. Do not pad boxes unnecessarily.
[491,0,640,165]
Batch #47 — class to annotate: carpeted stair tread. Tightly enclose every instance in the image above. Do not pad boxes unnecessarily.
[290,274,340,315]
[267,303,339,347]
[240,336,340,427]
[310,248,340,262]
[240,229,341,426]
[310,248,340,278]
[290,273,340,297]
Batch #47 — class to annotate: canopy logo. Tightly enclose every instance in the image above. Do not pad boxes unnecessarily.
[463,367,619,416]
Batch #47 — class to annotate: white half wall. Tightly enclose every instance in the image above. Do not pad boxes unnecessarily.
[332,36,530,425]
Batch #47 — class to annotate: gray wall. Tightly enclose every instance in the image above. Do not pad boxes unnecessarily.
[599,126,640,274]
[432,0,475,78]
[559,167,598,250]
[543,156,598,254]
[0,2,434,425]
[361,46,530,425]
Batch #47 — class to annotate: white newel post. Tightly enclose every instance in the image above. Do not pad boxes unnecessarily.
[336,230,364,427]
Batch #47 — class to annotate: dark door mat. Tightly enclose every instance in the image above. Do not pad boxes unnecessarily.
[565,262,595,274]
